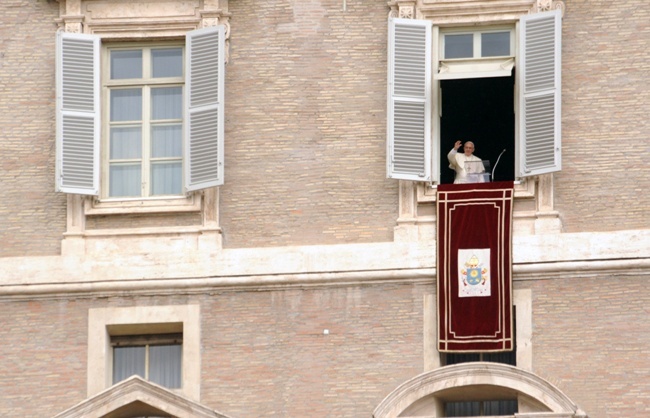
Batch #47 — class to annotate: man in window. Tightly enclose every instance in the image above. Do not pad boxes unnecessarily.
[447,140,486,184]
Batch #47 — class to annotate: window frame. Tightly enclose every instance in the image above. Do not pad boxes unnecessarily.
[101,41,186,200]
[111,332,184,388]
[55,26,225,203]
[87,305,201,401]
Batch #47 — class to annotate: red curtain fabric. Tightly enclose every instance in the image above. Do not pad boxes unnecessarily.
[437,181,514,352]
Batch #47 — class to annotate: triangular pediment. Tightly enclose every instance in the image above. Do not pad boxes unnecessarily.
[54,376,234,418]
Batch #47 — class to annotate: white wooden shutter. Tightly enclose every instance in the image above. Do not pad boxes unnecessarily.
[517,9,562,177]
[387,18,432,181]
[185,25,225,191]
[55,32,100,195]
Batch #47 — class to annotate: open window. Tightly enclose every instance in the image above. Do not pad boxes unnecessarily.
[55,26,225,197]
[387,10,562,184]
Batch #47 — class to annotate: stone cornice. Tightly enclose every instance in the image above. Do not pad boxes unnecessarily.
[388,0,565,24]
[1,230,648,300]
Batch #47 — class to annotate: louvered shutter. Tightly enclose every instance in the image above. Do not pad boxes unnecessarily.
[55,32,100,195]
[517,9,562,177]
[185,25,225,191]
[387,18,432,181]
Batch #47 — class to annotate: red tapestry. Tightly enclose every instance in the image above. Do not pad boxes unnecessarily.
[437,181,514,352]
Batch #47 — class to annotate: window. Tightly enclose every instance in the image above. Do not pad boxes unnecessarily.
[112,333,183,388]
[442,29,513,59]
[55,26,225,198]
[441,313,518,416]
[87,305,201,400]
[387,10,562,184]
[105,45,185,198]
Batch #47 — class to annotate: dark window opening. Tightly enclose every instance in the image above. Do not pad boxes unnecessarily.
[445,399,518,417]
[440,75,515,184]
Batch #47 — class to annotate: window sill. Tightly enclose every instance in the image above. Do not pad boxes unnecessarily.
[84,193,202,216]
[416,177,535,203]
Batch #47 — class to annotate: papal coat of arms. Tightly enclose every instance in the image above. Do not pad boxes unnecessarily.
[458,249,491,297]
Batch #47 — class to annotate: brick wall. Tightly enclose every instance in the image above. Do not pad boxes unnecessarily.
[0,283,426,417]
[555,0,650,231]
[219,0,398,249]
[0,0,65,257]
[1,0,648,257]
[528,274,650,417]
[1,275,648,417]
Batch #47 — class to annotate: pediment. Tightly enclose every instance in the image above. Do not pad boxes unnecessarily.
[54,376,234,418]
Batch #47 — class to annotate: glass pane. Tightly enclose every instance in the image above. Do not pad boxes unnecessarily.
[484,399,518,415]
[111,89,142,122]
[111,50,142,80]
[445,401,480,417]
[445,34,473,59]
[152,48,183,78]
[110,126,142,159]
[151,87,182,120]
[113,346,146,384]
[482,32,511,57]
[110,163,141,197]
[152,125,182,158]
[151,162,182,196]
[149,344,182,388]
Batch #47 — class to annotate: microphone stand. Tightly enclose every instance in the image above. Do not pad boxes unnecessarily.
[492,149,506,181]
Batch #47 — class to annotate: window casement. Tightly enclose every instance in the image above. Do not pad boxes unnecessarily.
[104,44,185,199]
[55,26,225,198]
[387,9,562,184]
[111,333,183,389]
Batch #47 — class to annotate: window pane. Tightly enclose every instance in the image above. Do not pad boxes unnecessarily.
[484,399,518,415]
[151,162,182,196]
[113,346,146,384]
[111,89,142,122]
[110,126,142,159]
[445,401,480,417]
[110,163,141,197]
[148,344,182,388]
[445,34,473,59]
[482,32,511,57]
[151,87,182,120]
[152,125,182,158]
[111,50,142,80]
[152,48,183,78]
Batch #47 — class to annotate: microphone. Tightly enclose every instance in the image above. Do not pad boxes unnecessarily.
[492,149,506,181]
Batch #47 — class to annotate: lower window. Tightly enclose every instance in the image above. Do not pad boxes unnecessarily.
[112,333,182,388]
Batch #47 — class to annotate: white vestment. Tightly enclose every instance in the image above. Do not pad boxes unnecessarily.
[447,149,485,184]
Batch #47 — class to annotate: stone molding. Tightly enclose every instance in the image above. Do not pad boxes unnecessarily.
[54,375,232,418]
[388,0,565,24]
[56,0,231,38]
[373,363,587,418]
[1,230,648,299]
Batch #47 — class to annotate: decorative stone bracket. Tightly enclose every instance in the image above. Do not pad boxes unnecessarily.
[55,0,231,46]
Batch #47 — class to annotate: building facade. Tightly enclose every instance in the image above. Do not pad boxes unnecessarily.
[0,0,648,417]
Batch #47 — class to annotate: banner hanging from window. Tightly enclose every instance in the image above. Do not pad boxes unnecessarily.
[437,181,514,352]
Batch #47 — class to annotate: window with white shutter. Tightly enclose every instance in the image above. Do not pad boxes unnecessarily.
[386,10,562,184]
[55,26,225,200]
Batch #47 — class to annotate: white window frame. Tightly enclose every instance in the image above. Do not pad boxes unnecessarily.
[387,9,562,184]
[102,42,186,200]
